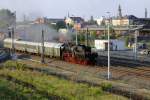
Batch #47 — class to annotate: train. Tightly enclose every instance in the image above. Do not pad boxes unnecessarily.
[4,38,98,65]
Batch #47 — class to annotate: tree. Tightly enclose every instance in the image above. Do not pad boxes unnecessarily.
[90,31,97,39]
[125,36,132,46]
[56,21,66,31]
[79,34,85,43]
[0,9,15,28]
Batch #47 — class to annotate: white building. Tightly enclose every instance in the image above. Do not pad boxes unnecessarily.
[65,17,84,26]
[96,17,105,26]
[95,39,126,51]
[112,19,130,26]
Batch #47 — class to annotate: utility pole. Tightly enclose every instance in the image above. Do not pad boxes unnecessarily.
[11,27,15,57]
[134,30,138,61]
[107,21,110,80]
[86,27,89,46]
[76,30,78,45]
[106,11,111,80]
[75,22,78,45]
[41,29,45,64]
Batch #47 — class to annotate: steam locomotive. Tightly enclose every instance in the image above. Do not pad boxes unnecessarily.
[4,38,98,65]
[62,43,98,65]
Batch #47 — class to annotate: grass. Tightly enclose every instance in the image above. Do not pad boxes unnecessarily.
[4,60,27,70]
[0,61,128,100]
[0,78,48,100]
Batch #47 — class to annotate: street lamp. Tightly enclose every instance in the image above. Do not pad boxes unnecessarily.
[134,30,138,61]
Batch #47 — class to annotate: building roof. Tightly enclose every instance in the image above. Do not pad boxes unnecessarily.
[70,17,84,23]
[47,18,64,22]
[112,15,138,20]
[123,15,138,19]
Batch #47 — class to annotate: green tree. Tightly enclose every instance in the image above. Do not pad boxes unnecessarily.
[0,9,15,28]
[125,36,130,46]
[90,31,97,39]
[56,21,66,31]
[79,34,85,43]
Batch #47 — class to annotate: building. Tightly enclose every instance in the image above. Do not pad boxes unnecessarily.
[73,23,82,31]
[96,17,105,26]
[112,15,137,26]
[69,17,84,23]
[65,17,84,30]
[79,6,150,39]
[95,39,126,51]
[65,17,84,25]
[46,18,64,25]
[34,18,45,24]
[34,17,64,25]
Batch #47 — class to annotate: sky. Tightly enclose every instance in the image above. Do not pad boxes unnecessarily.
[0,0,149,20]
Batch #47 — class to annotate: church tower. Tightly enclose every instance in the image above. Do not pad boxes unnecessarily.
[118,4,122,18]
[145,8,148,18]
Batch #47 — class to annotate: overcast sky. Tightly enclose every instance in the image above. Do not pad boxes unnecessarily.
[0,0,149,20]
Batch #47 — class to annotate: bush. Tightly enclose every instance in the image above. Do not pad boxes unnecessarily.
[4,61,26,70]
[101,82,112,91]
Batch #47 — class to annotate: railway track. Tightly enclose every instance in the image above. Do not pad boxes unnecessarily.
[98,55,150,67]
[110,67,150,80]
[15,52,150,81]
[97,56,150,80]
[3,52,150,100]
[98,51,150,62]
